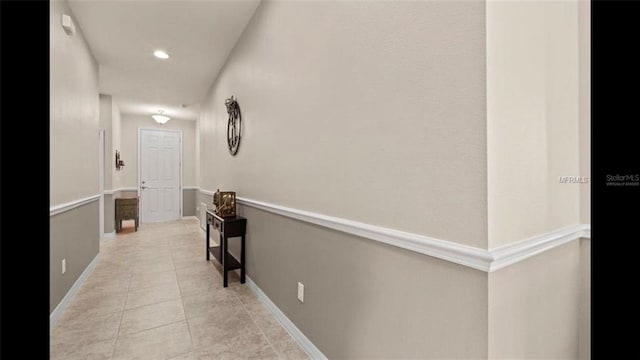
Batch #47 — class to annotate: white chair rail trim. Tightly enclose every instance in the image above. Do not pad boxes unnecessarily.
[198,189,590,272]
[103,187,138,195]
[50,194,101,217]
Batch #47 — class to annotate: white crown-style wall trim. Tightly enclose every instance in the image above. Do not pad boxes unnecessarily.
[237,197,495,271]
[103,187,138,195]
[50,194,101,216]
[198,189,590,272]
[199,188,215,196]
[104,187,198,195]
[488,224,591,272]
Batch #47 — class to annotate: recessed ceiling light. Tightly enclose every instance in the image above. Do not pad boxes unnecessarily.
[153,50,169,59]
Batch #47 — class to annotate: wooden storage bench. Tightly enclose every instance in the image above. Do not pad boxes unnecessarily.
[115,197,139,233]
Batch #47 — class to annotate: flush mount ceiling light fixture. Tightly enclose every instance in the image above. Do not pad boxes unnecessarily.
[152,110,170,124]
[153,50,170,59]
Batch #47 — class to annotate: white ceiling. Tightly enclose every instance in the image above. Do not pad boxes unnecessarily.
[68,0,261,120]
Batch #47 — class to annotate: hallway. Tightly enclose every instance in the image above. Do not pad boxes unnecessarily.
[50,218,307,359]
[47,0,592,357]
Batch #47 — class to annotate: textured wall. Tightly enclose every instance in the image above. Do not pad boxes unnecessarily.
[190,0,588,357]
[50,201,100,313]
[50,0,100,205]
[488,241,581,359]
[486,0,581,248]
[104,192,115,233]
[579,239,590,360]
[578,0,590,224]
[199,192,489,358]
[112,101,123,189]
[50,0,101,313]
[198,0,491,356]
[199,0,488,248]
[99,94,113,191]
[183,189,197,217]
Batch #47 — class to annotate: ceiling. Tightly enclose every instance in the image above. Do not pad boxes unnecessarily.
[68,0,261,120]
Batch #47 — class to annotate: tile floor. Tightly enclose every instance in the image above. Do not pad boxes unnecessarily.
[50,217,308,360]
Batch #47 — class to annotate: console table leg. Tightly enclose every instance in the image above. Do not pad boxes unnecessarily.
[219,233,223,264]
[240,235,246,284]
[206,223,210,261]
[222,236,228,287]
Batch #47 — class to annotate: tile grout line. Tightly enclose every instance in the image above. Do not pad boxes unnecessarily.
[109,253,136,360]
[196,220,283,357]
[116,318,188,338]
[118,296,182,313]
[58,220,295,359]
[231,287,284,359]
[171,235,197,358]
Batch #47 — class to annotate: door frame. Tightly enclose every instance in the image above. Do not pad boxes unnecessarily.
[137,127,183,221]
[98,129,105,238]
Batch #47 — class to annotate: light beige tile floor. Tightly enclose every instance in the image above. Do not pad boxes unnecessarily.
[50,218,309,360]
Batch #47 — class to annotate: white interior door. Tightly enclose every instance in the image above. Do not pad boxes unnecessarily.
[139,129,181,223]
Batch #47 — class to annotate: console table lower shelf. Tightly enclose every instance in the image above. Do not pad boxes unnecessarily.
[206,210,246,287]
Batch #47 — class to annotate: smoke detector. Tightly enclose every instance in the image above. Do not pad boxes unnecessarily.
[61,14,76,36]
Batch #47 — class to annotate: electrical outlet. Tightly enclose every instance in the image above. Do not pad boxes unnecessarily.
[62,259,66,274]
[297,282,304,303]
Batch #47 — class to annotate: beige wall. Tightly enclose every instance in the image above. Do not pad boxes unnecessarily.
[183,189,197,217]
[487,0,581,248]
[488,241,581,359]
[112,101,123,189]
[50,0,99,206]
[51,201,100,313]
[99,95,113,191]
[104,193,116,234]
[197,0,490,356]
[577,2,590,351]
[50,0,100,313]
[200,192,489,358]
[200,0,488,248]
[197,0,592,357]
[120,114,197,188]
[578,0,590,224]
[99,95,125,232]
[485,2,588,358]
[579,239,590,360]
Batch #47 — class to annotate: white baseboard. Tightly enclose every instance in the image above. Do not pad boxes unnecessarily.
[50,253,101,329]
[182,216,199,220]
[245,276,327,360]
[102,231,115,239]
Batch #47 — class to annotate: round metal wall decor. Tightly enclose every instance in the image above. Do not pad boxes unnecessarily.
[225,95,242,155]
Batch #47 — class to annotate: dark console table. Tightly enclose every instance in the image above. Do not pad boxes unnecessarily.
[115,197,139,233]
[206,210,246,287]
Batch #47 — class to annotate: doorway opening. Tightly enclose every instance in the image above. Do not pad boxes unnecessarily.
[138,128,182,223]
